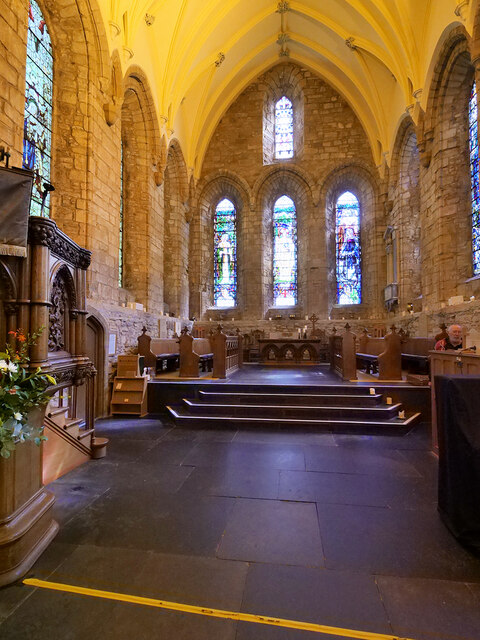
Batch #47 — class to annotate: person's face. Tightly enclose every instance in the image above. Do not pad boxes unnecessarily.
[448,325,462,345]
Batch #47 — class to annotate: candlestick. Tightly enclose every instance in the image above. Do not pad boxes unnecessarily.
[386,397,392,405]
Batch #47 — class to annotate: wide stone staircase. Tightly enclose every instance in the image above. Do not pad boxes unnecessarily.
[166,385,422,433]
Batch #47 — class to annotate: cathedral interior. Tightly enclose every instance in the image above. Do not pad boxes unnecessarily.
[1,1,480,638]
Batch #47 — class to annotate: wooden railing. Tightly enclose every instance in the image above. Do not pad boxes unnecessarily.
[212,327,243,379]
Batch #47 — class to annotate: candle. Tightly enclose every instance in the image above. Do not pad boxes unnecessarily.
[209,317,212,322]
[471,296,475,301]
[386,397,392,405]
[269,317,272,321]
[399,410,405,419]
[232,317,235,322]
[305,315,309,320]
[369,388,375,395]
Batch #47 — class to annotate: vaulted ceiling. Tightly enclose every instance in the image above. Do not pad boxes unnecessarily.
[98,0,474,175]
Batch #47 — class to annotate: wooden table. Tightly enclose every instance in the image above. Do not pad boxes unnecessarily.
[258,339,328,364]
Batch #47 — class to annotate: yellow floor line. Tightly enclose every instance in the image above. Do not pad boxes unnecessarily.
[24,578,415,640]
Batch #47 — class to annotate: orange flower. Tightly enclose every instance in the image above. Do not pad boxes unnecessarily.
[17,335,26,342]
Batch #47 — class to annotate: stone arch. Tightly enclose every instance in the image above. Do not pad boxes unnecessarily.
[193,172,250,319]
[262,63,306,165]
[256,167,314,314]
[121,68,162,310]
[422,25,475,302]
[321,163,380,315]
[164,140,189,318]
[388,116,421,310]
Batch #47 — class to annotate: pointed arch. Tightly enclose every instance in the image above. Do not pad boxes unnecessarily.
[193,171,249,318]
[164,140,189,318]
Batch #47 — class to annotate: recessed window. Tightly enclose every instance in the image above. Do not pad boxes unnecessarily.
[23,0,53,217]
[273,195,297,306]
[336,191,361,304]
[469,83,480,276]
[275,96,294,159]
[214,198,237,308]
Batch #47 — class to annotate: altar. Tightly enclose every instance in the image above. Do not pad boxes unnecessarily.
[258,338,329,364]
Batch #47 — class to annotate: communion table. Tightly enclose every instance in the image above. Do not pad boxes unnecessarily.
[257,338,328,364]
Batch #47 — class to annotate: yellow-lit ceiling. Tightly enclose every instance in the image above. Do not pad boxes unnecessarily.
[99,0,473,176]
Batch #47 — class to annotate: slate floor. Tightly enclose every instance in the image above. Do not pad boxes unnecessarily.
[1,417,480,640]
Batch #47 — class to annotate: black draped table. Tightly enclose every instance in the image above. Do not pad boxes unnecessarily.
[435,374,480,554]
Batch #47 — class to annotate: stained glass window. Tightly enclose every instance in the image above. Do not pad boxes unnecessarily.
[273,195,297,306]
[469,83,480,275]
[336,191,361,304]
[275,96,294,159]
[119,141,124,287]
[214,198,237,308]
[23,0,53,217]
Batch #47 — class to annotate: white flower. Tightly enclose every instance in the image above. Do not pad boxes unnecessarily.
[0,360,7,371]
[13,412,23,421]
[7,362,18,373]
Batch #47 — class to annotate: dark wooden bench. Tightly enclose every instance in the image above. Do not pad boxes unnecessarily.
[356,352,379,374]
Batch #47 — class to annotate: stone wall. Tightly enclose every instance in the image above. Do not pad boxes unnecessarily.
[196,62,381,322]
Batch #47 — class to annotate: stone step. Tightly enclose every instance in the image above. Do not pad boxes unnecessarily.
[183,399,402,420]
[167,405,421,434]
[197,390,383,406]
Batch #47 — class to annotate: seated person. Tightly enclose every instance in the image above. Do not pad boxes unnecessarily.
[435,324,463,351]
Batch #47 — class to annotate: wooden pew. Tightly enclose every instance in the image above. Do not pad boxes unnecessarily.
[400,337,435,374]
[330,325,357,381]
[356,326,402,380]
[178,329,213,377]
[137,327,180,373]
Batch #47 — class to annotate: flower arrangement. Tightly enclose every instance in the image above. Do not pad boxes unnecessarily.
[0,329,56,459]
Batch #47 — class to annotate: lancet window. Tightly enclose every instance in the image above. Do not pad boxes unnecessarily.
[23,0,53,217]
[273,195,297,306]
[336,191,361,304]
[214,198,237,308]
[469,83,480,275]
[119,140,124,287]
[275,97,294,159]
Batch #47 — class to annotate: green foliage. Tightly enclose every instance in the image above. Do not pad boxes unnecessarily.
[0,328,55,459]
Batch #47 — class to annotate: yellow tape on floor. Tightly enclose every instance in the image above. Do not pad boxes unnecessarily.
[24,578,415,640]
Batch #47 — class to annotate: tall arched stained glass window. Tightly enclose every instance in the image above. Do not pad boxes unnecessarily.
[275,96,293,159]
[119,140,124,287]
[273,195,297,306]
[469,83,480,275]
[214,198,237,308]
[336,191,361,304]
[23,0,53,217]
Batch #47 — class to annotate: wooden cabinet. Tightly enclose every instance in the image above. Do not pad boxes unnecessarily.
[110,356,148,417]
